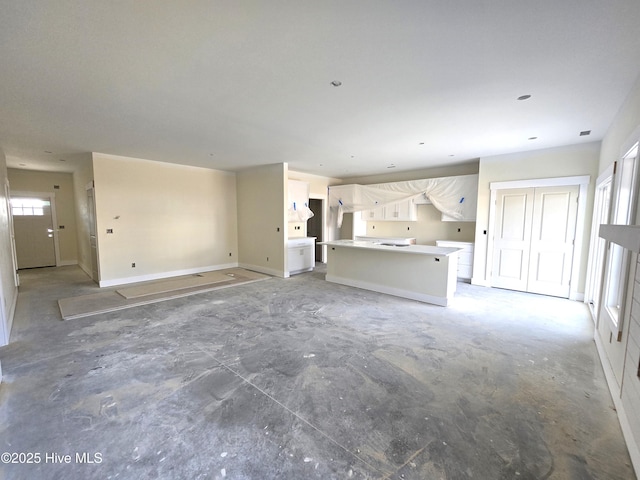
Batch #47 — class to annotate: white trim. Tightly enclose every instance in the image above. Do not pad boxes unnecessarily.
[99,262,239,287]
[594,333,640,476]
[485,175,590,298]
[325,274,450,306]
[489,175,590,191]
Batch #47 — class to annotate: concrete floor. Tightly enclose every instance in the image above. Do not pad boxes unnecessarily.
[0,265,635,480]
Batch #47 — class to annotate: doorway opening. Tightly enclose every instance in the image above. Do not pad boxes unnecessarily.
[308,198,324,263]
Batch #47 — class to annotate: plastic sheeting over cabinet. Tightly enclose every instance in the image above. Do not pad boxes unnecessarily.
[288,179,315,222]
[329,174,478,227]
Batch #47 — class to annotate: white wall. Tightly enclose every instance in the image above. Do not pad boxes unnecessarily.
[92,153,238,286]
[472,142,601,293]
[592,73,640,474]
[8,168,79,265]
[0,149,18,347]
[237,163,287,277]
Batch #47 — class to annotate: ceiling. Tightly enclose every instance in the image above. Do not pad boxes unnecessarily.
[1,1,640,179]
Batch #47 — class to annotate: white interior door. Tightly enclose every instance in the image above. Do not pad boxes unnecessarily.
[527,186,579,297]
[12,196,56,269]
[492,185,579,298]
[491,188,534,291]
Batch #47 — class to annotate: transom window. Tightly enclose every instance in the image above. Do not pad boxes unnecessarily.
[10,198,50,216]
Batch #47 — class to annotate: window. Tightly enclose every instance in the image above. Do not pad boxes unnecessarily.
[10,198,50,216]
[603,143,639,334]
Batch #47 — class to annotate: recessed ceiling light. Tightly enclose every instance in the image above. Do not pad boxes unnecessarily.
[517,95,532,101]
[528,136,538,140]
[449,155,455,157]
[330,80,342,87]
[387,165,396,169]
[59,159,66,162]
[580,130,591,136]
[419,142,425,145]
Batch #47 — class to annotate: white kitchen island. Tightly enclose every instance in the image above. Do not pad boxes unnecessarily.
[320,240,461,306]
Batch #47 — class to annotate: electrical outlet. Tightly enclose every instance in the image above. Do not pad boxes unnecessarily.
[106,228,113,234]
[131,262,136,268]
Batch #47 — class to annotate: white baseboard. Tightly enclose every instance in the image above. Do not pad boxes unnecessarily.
[594,333,640,477]
[99,263,239,288]
[325,274,449,306]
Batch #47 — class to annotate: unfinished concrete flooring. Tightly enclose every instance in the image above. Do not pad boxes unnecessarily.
[0,265,635,479]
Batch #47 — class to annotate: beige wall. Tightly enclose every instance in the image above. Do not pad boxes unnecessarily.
[0,150,18,346]
[365,204,475,244]
[8,168,79,265]
[92,153,238,286]
[341,160,479,185]
[237,163,287,277]
[472,142,601,292]
[599,74,640,175]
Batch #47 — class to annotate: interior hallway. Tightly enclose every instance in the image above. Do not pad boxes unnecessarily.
[0,265,635,480]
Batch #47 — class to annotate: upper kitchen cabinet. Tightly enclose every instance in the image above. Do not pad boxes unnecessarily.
[288,179,312,223]
[363,198,417,222]
[441,175,478,222]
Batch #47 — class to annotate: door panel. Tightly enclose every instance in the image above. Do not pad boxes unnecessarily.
[491,188,534,291]
[13,199,56,269]
[527,186,579,297]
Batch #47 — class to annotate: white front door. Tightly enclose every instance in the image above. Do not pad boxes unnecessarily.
[491,185,579,298]
[12,196,57,269]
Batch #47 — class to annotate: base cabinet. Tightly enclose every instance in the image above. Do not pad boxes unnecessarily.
[436,241,474,280]
[287,237,316,275]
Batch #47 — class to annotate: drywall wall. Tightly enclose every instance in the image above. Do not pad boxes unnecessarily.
[341,160,479,185]
[8,168,79,265]
[72,154,95,278]
[473,142,601,292]
[237,163,287,277]
[0,150,18,346]
[365,204,475,244]
[592,73,640,475]
[599,74,640,174]
[92,153,238,286]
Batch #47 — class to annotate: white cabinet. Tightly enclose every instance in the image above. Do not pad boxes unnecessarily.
[441,175,478,222]
[436,241,474,280]
[287,237,315,275]
[363,204,386,221]
[363,198,417,222]
[288,180,311,223]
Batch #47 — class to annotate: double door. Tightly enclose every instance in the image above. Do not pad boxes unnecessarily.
[492,185,579,298]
